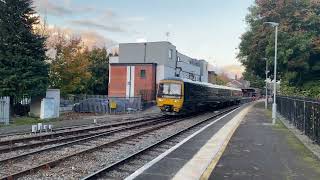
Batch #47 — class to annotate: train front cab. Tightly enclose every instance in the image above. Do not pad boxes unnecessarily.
[156,80,184,114]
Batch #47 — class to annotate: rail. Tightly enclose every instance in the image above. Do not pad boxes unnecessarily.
[0,117,180,180]
[81,105,241,179]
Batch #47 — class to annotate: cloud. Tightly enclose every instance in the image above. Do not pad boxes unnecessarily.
[33,1,143,34]
[105,9,117,19]
[33,0,71,16]
[33,0,95,16]
[70,20,126,33]
[80,31,116,49]
[45,25,117,53]
[221,64,244,79]
[125,17,146,22]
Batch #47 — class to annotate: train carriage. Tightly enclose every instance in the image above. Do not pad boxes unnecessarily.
[156,78,242,115]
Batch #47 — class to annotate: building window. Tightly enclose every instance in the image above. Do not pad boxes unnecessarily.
[140,69,146,78]
[177,56,181,62]
[168,49,173,59]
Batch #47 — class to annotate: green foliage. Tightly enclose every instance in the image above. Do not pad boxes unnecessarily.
[49,37,91,96]
[48,34,109,96]
[86,48,109,95]
[239,0,320,98]
[242,71,265,89]
[0,0,49,99]
[281,80,320,98]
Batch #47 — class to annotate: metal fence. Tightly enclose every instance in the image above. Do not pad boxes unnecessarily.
[0,97,10,125]
[277,96,320,144]
[73,98,109,114]
[69,95,142,114]
[108,96,141,114]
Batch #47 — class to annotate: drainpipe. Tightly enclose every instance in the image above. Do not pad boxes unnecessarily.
[175,50,179,77]
[144,43,147,63]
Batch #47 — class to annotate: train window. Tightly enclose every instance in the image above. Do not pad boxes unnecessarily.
[171,84,181,95]
[158,83,182,98]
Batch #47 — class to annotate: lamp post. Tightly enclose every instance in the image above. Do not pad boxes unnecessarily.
[262,58,269,109]
[264,22,279,125]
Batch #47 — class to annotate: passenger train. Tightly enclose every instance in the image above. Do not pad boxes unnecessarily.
[156,78,243,115]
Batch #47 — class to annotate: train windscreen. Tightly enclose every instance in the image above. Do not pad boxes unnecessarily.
[158,83,182,98]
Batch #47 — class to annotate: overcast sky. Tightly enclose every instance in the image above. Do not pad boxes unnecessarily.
[34,0,254,69]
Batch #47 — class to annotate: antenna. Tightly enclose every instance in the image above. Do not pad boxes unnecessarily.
[165,32,170,41]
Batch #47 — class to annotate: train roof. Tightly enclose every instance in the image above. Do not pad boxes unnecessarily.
[160,78,242,91]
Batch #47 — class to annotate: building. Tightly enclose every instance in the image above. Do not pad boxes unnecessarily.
[108,41,208,101]
[226,78,250,89]
[208,70,218,84]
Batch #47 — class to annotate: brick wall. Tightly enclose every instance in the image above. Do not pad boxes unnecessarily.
[108,64,157,101]
[108,65,127,97]
[134,64,156,101]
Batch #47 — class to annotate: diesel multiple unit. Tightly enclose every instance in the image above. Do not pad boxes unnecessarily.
[156,78,243,115]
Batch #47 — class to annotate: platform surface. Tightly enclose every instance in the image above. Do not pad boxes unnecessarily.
[128,102,320,180]
[128,103,251,180]
[210,102,320,180]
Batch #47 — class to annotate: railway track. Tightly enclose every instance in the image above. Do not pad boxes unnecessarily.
[0,114,163,139]
[0,115,165,154]
[0,117,169,164]
[0,105,242,180]
[81,105,240,180]
[0,115,184,180]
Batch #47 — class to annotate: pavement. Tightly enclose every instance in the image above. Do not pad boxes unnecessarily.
[127,101,320,180]
[210,102,320,180]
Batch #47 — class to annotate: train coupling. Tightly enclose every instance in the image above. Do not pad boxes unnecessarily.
[164,105,172,112]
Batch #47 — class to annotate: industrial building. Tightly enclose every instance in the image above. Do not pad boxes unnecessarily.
[108,41,208,101]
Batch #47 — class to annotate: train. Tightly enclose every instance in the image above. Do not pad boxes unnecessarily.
[156,78,243,115]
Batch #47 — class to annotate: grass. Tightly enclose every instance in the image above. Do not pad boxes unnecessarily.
[264,107,320,176]
[0,116,60,127]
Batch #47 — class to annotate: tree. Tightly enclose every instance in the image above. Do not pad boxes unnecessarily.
[216,73,230,86]
[49,36,91,96]
[0,0,49,110]
[238,0,320,97]
[87,48,109,95]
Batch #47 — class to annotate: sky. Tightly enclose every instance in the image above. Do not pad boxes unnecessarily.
[34,0,255,76]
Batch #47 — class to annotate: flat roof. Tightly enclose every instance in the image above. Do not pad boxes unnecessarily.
[110,63,157,66]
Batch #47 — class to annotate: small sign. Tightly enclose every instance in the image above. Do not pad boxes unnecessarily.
[110,101,117,109]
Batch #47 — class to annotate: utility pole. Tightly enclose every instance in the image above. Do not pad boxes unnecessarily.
[264,22,279,125]
[262,58,269,109]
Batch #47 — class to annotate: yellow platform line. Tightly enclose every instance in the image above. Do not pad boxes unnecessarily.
[200,109,249,179]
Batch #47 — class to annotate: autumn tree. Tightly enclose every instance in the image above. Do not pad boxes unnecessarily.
[49,36,91,96]
[238,0,320,97]
[216,73,230,85]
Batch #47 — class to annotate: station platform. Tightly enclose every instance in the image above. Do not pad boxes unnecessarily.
[126,101,320,180]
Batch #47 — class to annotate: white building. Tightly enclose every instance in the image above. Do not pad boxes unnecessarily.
[118,41,208,83]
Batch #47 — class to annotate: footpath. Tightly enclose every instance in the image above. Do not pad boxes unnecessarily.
[209,102,320,180]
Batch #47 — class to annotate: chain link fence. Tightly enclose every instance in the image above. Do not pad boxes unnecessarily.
[66,95,142,114]
[277,96,320,144]
[108,97,141,114]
